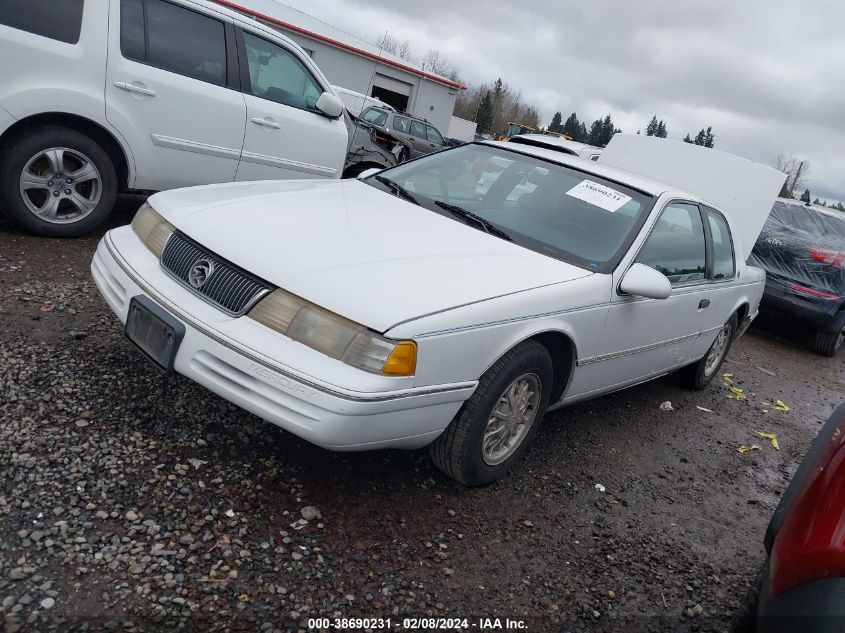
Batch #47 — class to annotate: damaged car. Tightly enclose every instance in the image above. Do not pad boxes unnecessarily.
[91,135,783,485]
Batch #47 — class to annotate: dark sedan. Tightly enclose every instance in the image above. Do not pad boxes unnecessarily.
[749,199,845,355]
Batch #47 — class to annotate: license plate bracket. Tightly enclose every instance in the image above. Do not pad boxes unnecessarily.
[124,295,185,373]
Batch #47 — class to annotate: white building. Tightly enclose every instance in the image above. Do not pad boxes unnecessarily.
[214,0,464,132]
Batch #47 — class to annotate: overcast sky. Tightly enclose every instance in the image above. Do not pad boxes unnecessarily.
[282,0,844,202]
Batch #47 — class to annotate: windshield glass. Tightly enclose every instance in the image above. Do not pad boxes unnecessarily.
[360,107,388,126]
[368,144,655,271]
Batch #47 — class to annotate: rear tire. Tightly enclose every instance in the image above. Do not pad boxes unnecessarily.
[812,326,845,357]
[430,340,553,486]
[678,313,738,390]
[0,126,117,237]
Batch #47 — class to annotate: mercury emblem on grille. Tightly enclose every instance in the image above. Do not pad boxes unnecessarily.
[188,258,215,289]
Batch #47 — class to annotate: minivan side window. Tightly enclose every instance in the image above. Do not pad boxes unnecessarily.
[242,32,322,112]
[706,209,735,280]
[636,203,706,284]
[0,0,84,44]
[120,0,227,87]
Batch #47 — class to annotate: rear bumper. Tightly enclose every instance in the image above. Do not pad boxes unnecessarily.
[91,232,475,450]
[761,283,844,331]
[756,559,845,631]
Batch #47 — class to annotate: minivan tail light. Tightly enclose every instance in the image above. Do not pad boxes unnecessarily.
[810,248,845,267]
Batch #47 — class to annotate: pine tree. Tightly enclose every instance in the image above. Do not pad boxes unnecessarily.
[645,116,659,136]
[578,122,588,143]
[704,126,715,148]
[814,198,821,205]
[800,189,811,203]
[837,202,845,212]
[694,129,707,146]
[561,113,580,138]
[683,134,693,143]
[548,112,563,133]
[475,91,494,134]
[587,119,605,146]
[656,121,667,138]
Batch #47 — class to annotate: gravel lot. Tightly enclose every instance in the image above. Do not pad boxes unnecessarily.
[1,198,843,632]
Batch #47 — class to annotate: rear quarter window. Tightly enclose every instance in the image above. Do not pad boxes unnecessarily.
[0,0,85,44]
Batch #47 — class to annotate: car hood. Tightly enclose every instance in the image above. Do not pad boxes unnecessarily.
[149,179,592,332]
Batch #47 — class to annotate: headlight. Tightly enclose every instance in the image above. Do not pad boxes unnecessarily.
[131,202,176,258]
[249,289,417,376]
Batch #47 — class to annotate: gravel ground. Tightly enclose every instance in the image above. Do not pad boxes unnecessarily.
[1,198,843,632]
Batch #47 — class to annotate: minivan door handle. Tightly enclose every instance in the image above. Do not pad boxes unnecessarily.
[114,81,156,97]
[250,117,281,129]
[698,299,711,309]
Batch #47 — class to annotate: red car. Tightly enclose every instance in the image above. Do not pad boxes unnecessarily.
[736,403,845,631]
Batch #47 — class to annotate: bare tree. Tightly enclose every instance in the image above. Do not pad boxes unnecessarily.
[375,31,413,61]
[774,153,811,195]
[421,49,452,77]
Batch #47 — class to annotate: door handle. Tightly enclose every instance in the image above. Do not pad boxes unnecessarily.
[698,299,711,309]
[114,81,156,97]
[251,117,281,129]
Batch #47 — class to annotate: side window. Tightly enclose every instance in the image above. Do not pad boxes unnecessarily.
[121,0,227,86]
[636,203,706,284]
[426,126,445,145]
[393,116,410,133]
[242,32,322,112]
[410,121,427,139]
[361,108,388,126]
[0,0,84,44]
[706,209,736,280]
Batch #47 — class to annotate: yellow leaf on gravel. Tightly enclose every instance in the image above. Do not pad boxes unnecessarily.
[727,387,747,400]
[773,400,790,413]
[755,431,780,450]
[737,445,761,453]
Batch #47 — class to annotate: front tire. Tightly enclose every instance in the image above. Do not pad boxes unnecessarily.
[679,313,738,390]
[430,340,553,486]
[0,126,117,237]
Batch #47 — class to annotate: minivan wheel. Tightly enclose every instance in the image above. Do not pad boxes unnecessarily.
[679,313,738,390]
[0,126,117,237]
[429,340,552,486]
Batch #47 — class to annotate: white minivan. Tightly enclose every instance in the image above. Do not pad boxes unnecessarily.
[0,0,347,237]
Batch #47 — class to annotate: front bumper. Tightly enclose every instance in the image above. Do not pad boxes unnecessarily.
[90,230,476,450]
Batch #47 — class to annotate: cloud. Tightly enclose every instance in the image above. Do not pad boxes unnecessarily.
[278,0,845,200]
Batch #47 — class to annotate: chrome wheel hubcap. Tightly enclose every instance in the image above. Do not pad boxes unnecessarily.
[704,324,732,376]
[482,373,541,466]
[19,147,102,224]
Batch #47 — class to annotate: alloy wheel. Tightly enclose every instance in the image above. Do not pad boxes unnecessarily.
[704,323,733,376]
[482,373,541,466]
[19,147,102,224]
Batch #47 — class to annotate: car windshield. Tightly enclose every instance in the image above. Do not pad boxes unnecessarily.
[360,107,388,126]
[367,143,654,272]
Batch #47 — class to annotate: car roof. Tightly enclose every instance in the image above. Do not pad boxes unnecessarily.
[363,107,431,125]
[479,140,704,202]
[509,134,602,155]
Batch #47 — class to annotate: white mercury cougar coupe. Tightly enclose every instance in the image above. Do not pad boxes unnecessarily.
[91,135,783,485]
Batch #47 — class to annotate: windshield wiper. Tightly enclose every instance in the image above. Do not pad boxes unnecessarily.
[374,175,420,206]
[434,201,513,242]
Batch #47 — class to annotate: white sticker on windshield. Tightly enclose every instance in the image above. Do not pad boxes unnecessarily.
[566,180,632,212]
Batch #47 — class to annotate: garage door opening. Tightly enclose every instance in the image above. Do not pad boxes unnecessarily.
[370,73,412,112]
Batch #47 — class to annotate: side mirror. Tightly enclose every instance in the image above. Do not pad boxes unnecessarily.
[619,263,672,300]
[356,167,382,180]
[315,92,344,118]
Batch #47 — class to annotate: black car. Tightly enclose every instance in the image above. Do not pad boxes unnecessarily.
[749,198,845,356]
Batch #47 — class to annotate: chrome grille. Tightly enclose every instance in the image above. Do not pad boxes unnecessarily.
[160,233,273,316]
